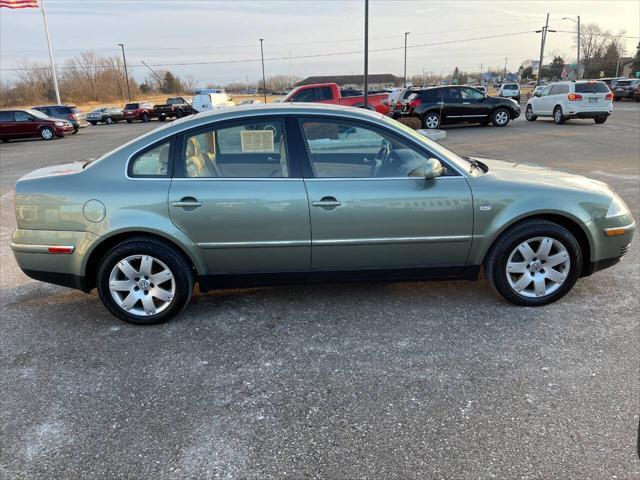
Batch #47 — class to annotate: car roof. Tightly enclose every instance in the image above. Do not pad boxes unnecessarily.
[33,104,76,108]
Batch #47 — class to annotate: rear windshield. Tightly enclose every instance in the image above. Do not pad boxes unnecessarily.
[124,103,139,109]
[575,82,610,93]
[614,80,631,86]
[167,98,182,104]
[503,84,518,90]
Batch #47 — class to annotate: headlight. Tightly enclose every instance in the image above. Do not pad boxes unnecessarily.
[606,193,630,218]
[54,121,64,126]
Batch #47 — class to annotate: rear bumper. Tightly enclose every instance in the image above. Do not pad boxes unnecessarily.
[566,111,611,119]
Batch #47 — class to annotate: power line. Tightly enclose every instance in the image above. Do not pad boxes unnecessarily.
[1,30,536,72]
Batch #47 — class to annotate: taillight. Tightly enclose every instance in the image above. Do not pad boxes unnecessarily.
[409,98,422,111]
[68,113,77,119]
[567,93,582,101]
[605,92,613,100]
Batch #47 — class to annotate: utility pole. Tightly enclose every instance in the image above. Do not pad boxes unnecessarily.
[535,13,556,86]
[403,32,410,87]
[363,0,369,108]
[117,43,132,101]
[480,63,483,84]
[503,58,508,81]
[40,0,61,104]
[259,38,267,103]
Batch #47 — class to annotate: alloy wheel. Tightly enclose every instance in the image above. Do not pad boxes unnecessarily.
[495,111,509,125]
[40,128,54,140]
[505,236,570,298]
[424,115,439,129]
[525,106,534,120]
[108,254,175,316]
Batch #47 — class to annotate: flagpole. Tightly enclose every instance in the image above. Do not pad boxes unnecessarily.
[39,0,61,104]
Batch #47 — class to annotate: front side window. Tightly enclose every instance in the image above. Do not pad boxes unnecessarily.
[539,86,552,96]
[130,141,171,177]
[461,87,485,100]
[182,119,288,178]
[300,118,447,179]
[14,111,32,122]
[291,88,317,102]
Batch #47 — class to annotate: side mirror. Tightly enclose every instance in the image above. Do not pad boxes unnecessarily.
[534,91,541,97]
[410,157,443,179]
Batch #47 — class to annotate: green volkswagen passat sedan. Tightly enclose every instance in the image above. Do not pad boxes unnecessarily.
[10,104,635,324]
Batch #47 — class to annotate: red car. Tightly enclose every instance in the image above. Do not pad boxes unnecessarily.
[0,109,74,142]
[123,101,156,123]
[282,83,390,115]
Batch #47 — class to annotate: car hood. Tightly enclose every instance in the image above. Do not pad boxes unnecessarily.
[472,157,612,196]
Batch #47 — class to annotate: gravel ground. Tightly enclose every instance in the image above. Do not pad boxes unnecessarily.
[1,104,639,479]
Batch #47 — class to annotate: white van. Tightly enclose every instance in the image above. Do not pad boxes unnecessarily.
[191,91,235,112]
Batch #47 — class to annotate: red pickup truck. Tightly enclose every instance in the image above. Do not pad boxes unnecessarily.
[282,83,390,115]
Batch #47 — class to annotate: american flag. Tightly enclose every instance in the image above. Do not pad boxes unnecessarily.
[0,0,39,8]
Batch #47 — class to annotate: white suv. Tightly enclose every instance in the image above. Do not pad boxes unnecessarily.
[525,81,613,125]
[498,83,521,103]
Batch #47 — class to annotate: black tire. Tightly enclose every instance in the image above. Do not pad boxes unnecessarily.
[484,219,582,306]
[594,115,608,124]
[491,108,510,127]
[89,121,97,126]
[553,106,565,124]
[514,96,521,104]
[126,119,133,124]
[158,115,167,122]
[525,105,537,121]
[106,116,113,125]
[0,138,9,142]
[142,113,150,122]
[422,112,440,129]
[40,126,55,140]
[175,110,183,119]
[72,126,79,134]
[97,238,194,325]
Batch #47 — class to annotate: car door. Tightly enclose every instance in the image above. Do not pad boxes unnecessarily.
[0,111,16,137]
[168,116,311,275]
[460,87,491,118]
[297,116,473,272]
[14,111,38,137]
[440,87,464,120]
[536,85,554,115]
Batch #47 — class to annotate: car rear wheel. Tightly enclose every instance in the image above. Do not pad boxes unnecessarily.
[40,127,55,140]
[106,117,113,124]
[97,239,194,325]
[175,110,183,118]
[553,106,565,124]
[422,112,440,129]
[491,108,510,127]
[142,113,150,122]
[158,115,166,122]
[525,105,537,121]
[594,115,608,124]
[484,219,581,306]
[126,119,133,123]
[89,121,97,126]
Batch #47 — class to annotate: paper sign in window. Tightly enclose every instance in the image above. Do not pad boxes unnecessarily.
[240,130,275,152]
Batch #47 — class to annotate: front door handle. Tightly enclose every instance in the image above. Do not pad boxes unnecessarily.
[171,197,202,209]
[462,102,470,105]
[312,196,341,208]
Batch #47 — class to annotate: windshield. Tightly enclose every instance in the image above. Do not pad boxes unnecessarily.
[614,80,631,86]
[383,115,471,173]
[167,98,182,104]
[503,84,518,90]
[26,109,50,120]
[574,82,610,93]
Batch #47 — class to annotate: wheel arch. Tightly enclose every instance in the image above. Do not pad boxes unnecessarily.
[82,230,203,291]
[480,212,592,276]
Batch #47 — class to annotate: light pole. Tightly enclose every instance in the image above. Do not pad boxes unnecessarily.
[562,16,581,79]
[259,38,267,103]
[403,31,410,87]
[363,0,369,108]
[117,43,132,101]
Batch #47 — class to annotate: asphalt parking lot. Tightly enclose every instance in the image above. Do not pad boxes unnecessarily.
[1,104,639,479]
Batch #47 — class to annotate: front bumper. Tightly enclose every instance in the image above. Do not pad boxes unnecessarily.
[583,215,635,276]
[54,125,75,136]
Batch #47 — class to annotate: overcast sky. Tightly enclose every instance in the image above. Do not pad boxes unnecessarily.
[1,0,638,86]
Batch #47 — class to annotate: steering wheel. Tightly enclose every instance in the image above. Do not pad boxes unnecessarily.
[373,139,392,177]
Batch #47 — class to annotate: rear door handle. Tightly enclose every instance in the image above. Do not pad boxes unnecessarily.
[312,196,341,208]
[171,197,202,209]
[462,102,470,105]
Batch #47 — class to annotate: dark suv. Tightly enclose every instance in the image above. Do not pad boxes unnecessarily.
[399,86,520,129]
[612,79,640,100]
[32,105,88,133]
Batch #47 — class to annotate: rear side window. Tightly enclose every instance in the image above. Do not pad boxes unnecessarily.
[0,111,14,121]
[419,90,437,102]
[550,84,569,95]
[130,141,171,177]
[574,82,610,94]
[182,119,288,178]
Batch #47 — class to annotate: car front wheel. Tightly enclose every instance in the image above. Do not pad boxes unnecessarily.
[484,219,582,306]
[142,113,150,122]
[97,238,194,324]
[40,127,55,140]
[525,105,537,121]
[491,108,510,127]
[422,112,440,129]
[106,116,113,124]
[553,106,565,124]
